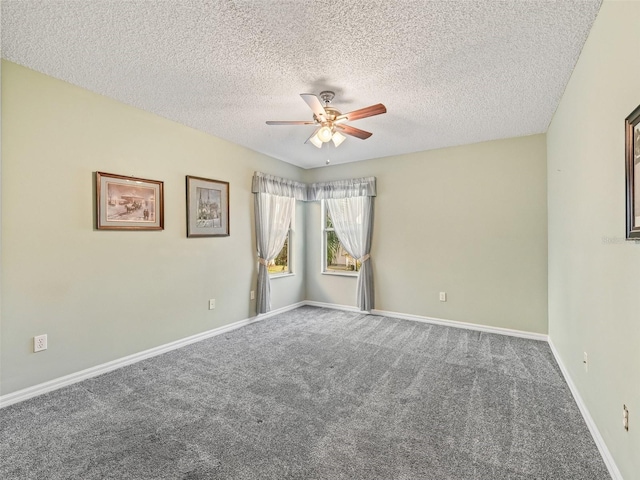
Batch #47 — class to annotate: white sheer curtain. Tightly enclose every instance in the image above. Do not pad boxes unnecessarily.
[252,171,376,313]
[254,193,294,314]
[326,195,375,312]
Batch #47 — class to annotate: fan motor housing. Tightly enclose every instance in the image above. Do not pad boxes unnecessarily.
[314,107,341,125]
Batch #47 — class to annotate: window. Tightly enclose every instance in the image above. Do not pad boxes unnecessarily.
[269,229,291,275]
[322,200,360,275]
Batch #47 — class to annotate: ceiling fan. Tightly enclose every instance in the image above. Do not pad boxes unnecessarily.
[266,91,387,148]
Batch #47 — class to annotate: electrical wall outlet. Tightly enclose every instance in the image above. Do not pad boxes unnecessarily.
[623,405,629,431]
[250,290,255,300]
[439,292,447,302]
[583,352,588,373]
[34,334,48,352]
[209,299,216,310]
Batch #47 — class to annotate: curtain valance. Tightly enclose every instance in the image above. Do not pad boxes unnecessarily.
[252,172,376,201]
[307,176,376,200]
[251,172,308,200]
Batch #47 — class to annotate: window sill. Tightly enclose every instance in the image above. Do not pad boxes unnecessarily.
[270,273,295,279]
[321,271,358,278]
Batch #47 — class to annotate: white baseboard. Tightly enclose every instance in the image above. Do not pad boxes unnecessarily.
[548,339,623,480]
[370,307,548,341]
[303,300,363,313]
[0,301,305,408]
[0,300,623,479]
[0,301,545,408]
[304,301,547,341]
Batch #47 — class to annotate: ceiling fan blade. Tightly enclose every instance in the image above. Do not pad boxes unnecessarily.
[335,124,373,140]
[300,94,327,123]
[335,103,387,122]
[266,121,316,125]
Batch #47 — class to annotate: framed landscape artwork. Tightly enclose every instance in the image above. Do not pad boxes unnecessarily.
[186,176,230,237]
[625,104,640,239]
[96,172,164,230]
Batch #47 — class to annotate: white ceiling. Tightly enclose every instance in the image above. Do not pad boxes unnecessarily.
[2,1,602,169]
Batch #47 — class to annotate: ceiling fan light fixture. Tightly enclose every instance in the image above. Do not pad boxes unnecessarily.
[317,126,333,143]
[309,133,323,148]
[331,131,346,147]
[266,91,386,156]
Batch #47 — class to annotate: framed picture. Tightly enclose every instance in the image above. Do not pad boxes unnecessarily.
[625,104,640,239]
[96,172,164,230]
[186,176,230,237]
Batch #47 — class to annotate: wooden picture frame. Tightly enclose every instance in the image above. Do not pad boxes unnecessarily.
[625,104,640,239]
[186,176,230,237]
[96,172,164,230]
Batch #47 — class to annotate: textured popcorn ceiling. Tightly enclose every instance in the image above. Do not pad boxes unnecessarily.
[2,1,602,169]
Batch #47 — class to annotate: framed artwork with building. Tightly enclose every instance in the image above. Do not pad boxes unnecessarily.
[96,172,164,230]
[625,104,640,239]
[186,175,230,237]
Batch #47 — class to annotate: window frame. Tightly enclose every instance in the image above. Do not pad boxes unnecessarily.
[321,200,359,277]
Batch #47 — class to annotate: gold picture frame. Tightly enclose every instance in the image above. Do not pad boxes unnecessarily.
[96,172,164,230]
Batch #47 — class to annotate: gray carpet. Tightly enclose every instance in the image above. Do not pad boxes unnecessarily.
[1,306,610,479]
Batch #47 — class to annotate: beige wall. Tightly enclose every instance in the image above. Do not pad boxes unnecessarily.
[0,62,549,398]
[0,62,306,394]
[304,134,548,334]
[547,1,640,478]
